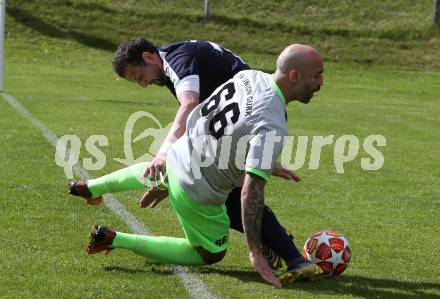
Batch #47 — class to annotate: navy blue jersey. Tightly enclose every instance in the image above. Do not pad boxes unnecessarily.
[157,40,250,103]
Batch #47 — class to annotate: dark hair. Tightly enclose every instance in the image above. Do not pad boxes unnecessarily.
[112,37,157,77]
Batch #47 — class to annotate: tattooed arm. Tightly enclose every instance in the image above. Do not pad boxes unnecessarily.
[241,173,266,252]
[241,173,281,288]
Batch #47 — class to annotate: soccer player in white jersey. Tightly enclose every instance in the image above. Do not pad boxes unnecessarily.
[85,44,324,287]
[70,38,300,272]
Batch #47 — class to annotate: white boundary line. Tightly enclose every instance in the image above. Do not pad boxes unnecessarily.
[2,93,217,299]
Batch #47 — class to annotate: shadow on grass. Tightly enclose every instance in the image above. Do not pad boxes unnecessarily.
[6,5,283,72]
[285,275,440,299]
[8,0,436,52]
[106,263,440,298]
[7,6,117,52]
[104,265,174,276]
[197,266,440,298]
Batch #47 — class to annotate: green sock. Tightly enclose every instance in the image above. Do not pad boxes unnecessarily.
[87,162,148,198]
[111,232,206,266]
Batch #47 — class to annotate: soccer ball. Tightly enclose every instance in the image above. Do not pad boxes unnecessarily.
[303,229,351,275]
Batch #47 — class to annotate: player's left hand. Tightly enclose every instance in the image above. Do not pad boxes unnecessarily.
[272,162,301,182]
[139,187,169,208]
[143,152,167,188]
[249,251,282,288]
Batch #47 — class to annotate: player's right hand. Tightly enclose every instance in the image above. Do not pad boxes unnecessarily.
[139,188,169,208]
[249,251,282,288]
[144,152,167,188]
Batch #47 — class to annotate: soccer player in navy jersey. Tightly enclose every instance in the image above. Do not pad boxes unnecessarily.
[70,38,305,276]
[80,44,325,286]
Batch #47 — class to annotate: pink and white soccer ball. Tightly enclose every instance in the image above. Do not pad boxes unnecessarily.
[303,229,351,275]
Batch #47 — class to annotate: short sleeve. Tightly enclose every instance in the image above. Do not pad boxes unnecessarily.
[162,46,201,96]
[175,75,200,96]
[245,125,285,181]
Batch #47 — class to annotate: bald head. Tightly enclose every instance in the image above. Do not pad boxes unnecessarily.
[274,44,323,104]
[276,44,321,74]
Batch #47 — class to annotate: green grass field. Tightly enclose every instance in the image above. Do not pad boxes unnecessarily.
[1,1,440,298]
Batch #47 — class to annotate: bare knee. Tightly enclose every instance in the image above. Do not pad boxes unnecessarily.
[205,250,226,265]
[195,247,227,265]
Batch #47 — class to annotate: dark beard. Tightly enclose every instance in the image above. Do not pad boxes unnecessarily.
[155,72,168,86]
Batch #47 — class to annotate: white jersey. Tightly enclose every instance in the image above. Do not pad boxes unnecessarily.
[167,70,288,205]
